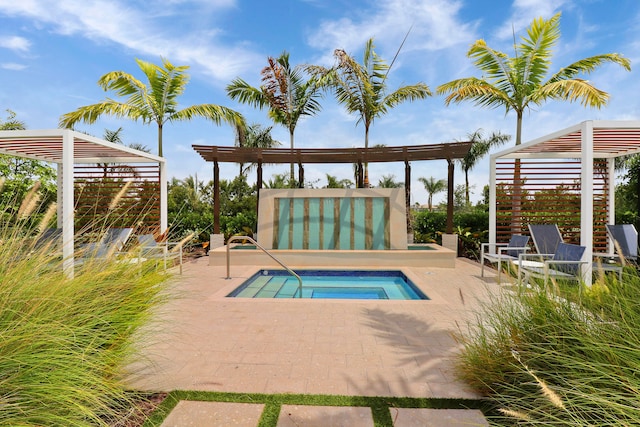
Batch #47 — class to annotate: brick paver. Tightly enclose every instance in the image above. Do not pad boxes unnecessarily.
[127,256,501,425]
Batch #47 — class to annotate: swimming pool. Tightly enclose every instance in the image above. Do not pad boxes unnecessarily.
[227,270,429,300]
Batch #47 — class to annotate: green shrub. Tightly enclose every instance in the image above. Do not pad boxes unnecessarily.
[457,272,640,425]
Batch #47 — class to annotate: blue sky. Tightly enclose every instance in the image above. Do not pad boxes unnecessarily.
[0,0,639,205]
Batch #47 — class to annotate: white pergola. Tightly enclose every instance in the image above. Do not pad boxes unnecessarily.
[489,120,640,285]
[0,129,167,276]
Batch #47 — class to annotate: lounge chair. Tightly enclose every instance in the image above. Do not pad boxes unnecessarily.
[481,234,530,282]
[523,223,622,282]
[78,227,134,261]
[137,234,183,274]
[605,224,638,263]
[518,242,587,287]
[32,228,62,252]
[528,224,563,255]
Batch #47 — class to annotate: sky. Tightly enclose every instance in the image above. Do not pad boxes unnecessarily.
[1,0,639,206]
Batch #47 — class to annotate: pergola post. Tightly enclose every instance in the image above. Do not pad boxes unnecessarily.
[256,160,263,216]
[606,158,615,254]
[298,163,304,188]
[489,154,497,247]
[404,160,411,235]
[61,130,75,278]
[580,121,594,286]
[446,159,454,234]
[357,161,364,188]
[213,160,220,235]
[159,159,168,233]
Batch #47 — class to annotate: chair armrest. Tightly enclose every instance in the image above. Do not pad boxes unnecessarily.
[518,253,552,262]
[593,253,620,261]
[481,242,507,255]
[497,246,529,255]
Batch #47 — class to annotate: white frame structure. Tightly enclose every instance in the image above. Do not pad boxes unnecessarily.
[489,120,640,285]
[0,129,167,276]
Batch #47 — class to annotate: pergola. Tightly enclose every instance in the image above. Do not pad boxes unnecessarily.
[0,129,167,276]
[192,142,473,236]
[489,120,640,285]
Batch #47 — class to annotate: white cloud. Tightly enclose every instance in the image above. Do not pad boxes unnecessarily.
[495,0,571,40]
[1,62,27,70]
[307,0,477,56]
[0,0,260,82]
[0,35,30,52]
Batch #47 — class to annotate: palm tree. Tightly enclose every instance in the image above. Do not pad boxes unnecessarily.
[308,38,431,186]
[418,177,446,211]
[227,52,323,184]
[458,129,510,205]
[325,174,353,189]
[437,13,630,229]
[437,13,630,147]
[60,58,245,157]
[378,174,403,188]
[235,123,281,176]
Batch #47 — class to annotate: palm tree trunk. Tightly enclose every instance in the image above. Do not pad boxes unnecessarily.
[512,112,523,234]
[364,125,370,187]
[289,129,295,187]
[158,123,163,157]
[465,169,470,206]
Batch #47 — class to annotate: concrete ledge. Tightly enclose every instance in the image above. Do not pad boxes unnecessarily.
[209,244,456,268]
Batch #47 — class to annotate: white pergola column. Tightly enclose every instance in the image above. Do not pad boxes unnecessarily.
[62,130,75,278]
[580,121,594,286]
[489,154,497,246]
[56,164,63,228]
[606,158,616,254]
[160,160,168,233]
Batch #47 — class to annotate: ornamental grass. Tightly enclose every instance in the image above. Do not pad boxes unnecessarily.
[0,186,171,426]
[457,268,640,425]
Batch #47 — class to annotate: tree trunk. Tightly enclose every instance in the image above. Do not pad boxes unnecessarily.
[158,123,163,157]
[512,112,523,234]
[364,125,370,188]
[289,129,295,187]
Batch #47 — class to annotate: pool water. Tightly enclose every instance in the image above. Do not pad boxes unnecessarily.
[227,270,429,300]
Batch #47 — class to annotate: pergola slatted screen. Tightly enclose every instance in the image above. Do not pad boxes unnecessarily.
[74,164,161,235]
[495,159,610,252]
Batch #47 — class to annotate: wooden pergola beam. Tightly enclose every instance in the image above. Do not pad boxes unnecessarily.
[195,142,473,239]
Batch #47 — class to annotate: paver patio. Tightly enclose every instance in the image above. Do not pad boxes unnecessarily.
[127,256,502,424]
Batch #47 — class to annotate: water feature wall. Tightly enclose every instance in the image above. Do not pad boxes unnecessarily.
[257,188,407,250]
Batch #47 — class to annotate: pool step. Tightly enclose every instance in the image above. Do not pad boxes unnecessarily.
[255,276,288,298]
[235,276,271,298]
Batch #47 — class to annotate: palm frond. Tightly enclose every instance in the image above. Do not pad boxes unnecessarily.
[437,78,513,111]
[534,79,610,108]
[169,104,245,127]
[547,53,631,83]
[383,83,432,109]
[226,78,269,109]
[59,100,148,128]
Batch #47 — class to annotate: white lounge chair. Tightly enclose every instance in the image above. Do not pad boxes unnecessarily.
[481,234,530,282]
[137,234,183,274]
[519,242,588,287]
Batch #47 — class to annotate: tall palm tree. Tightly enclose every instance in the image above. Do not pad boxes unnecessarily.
[458,129,510,205]
[418,176,446,211]
[437,13,630,147]
[235,123,281,176]
[437,13,630,230]
[60,58,245,157]
[227,52,323,184]
[308,38,431,186]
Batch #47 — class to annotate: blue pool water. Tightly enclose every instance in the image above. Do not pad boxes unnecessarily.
[227,270,429,300]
